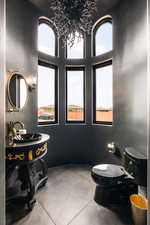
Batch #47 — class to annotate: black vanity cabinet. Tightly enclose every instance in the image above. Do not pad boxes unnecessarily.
[6,133,50,225]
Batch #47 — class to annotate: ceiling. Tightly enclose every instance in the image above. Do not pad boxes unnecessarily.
[29,0,120,17]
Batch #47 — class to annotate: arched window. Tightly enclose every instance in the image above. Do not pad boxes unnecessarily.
[67,33,84,58]
[38,22,56,56]
[94,18,112,56]
[38,19,58,125]
[93,61,113,125]
[93,17,113,125]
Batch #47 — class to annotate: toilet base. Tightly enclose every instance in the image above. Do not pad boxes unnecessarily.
[94,179,138,206]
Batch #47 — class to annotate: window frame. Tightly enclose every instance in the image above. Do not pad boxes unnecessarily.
[93,18,112,57]
[38,60,58,125]
[66,67,85,123]
[38,19,58,57]
[93,60,113,125]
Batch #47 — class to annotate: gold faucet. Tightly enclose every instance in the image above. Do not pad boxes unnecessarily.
[12,121,25,136]
[7,121,25,146]
[13,121,25,129]
[8,121,25,137]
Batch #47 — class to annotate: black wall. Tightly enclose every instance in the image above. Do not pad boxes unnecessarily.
[0,0,6,224]
[113,0,147,157]
[147,2,150,223]
[6,0,38,132]
[6,0,148,169]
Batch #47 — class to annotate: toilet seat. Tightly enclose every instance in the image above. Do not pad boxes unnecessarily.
[92,164,125,177]
[91,164,126,186]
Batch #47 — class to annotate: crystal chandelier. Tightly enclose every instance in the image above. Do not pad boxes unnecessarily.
[50,0,97,47]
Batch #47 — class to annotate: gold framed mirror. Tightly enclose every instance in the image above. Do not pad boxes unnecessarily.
[7,71,28,111]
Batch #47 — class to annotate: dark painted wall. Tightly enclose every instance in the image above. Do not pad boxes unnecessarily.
[6,0,148,169]
[148,1,150,222]
[6,0,38,132]
[113,0,147,157]
[0,0,6,224]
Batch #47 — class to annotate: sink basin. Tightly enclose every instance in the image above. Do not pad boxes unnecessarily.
[14,133,42,143]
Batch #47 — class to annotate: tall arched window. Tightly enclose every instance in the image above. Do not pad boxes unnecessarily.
[94,18,112,56]
[38,22,56,56]
[38,19,58,125]
[93,17,113,125]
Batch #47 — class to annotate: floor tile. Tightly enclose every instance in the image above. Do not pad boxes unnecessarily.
[14,201,54,225]
[37,164,95,225]
[69,201,132,225]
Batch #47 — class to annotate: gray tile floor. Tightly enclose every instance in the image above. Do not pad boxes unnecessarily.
[15,164,132,225]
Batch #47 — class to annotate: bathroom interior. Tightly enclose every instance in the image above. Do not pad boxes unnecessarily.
[0,0,149,224]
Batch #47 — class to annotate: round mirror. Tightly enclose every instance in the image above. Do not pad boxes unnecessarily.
[8,71,28,110]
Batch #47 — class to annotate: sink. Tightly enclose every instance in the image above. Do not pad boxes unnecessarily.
[6,133,50,162]
[13,133,42,143]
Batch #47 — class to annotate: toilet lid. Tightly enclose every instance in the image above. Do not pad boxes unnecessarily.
[92,164,125,178]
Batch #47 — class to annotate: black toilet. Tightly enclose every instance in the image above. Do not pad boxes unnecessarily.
[91,147,147,206]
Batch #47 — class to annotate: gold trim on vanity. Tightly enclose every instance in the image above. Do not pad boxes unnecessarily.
[6,143,48,161]
[6,153,25,161]
[36,143,48,156]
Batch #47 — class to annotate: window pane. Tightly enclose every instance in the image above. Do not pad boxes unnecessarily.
[95,22,112,56]
[67,34,84,58]
[38,65,56,123]
[67,70,84,121]
[38,23,55,56]
[95,64,113,123]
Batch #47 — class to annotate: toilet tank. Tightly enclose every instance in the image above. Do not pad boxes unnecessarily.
[124,147,147,187]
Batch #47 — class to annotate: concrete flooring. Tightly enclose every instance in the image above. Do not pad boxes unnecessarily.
[15,164,132,225]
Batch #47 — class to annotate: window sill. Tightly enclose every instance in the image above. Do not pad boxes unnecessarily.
[92,123,113,127]
[38,122,59,127]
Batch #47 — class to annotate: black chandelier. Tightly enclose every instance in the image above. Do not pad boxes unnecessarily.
[50,0,97,47]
